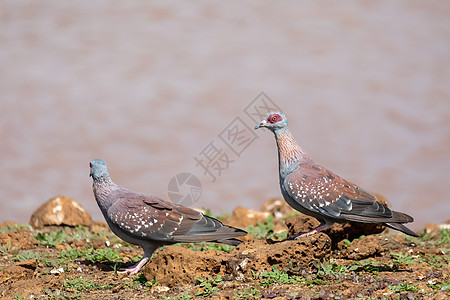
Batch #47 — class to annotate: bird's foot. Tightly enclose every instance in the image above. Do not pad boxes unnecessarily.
[118,266,141,275]
[289,229,318,240]
[289,222,333,240]
[118,257,149,275]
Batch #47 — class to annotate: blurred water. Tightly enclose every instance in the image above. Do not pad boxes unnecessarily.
[1,1,449,230]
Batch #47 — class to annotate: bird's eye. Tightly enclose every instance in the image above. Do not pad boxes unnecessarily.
[272,116,277,122]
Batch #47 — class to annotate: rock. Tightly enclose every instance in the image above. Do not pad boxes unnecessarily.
[29,196,92,228]
[226,206,270,228]
[261,198,295,219]
[337,235,383,260]
[229,234,331,278]
[143,233,331,286]
[285,214,321,236]
[142,246,229,287]
[285,193,389,247]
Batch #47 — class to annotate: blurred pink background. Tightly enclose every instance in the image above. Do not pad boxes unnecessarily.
[1,2,449,230]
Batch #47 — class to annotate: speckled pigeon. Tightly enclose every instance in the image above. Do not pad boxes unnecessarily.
[255,112,418,238]
[89,159,246,274]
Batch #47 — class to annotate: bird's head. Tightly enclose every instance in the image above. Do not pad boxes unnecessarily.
[89,159,109,179]
[254,112,288,132]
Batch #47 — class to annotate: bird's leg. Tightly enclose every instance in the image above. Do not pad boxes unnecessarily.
[118,256,150,275]
[118,246,157,274]
[289,220,333,240]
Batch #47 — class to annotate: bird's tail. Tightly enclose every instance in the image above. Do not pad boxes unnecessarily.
[384,222,419,237]
[390,210,414,223]
[172,215,247,244]
[214,237,245,246]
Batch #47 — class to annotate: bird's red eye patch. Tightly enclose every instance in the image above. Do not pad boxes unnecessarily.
[267,113,282,123]
[89,162,93,168]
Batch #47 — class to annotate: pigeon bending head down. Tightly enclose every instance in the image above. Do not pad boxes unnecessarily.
[255,112,418,239]
[89,159,247,274]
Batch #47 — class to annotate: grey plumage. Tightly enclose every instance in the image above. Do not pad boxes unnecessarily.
[89,159,246,274]
[255,112,418,238]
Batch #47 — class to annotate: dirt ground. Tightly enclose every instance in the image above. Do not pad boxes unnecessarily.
[0,209,448,299]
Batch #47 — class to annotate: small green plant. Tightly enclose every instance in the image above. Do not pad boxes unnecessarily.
[58,247,85,262]
[0,241,19,255]
[12,250,47,262]
[314,260,357,280]
[0,223,31,233]
[188,242,233,253]
[35,230,69,247]
[246,215,286,239]
[388,281,419,293]
[71,225,120,243]
[406,228,450,248]
[436,229,450,246]
[13,293,27,300]
[341,235,366,248]
[342,239,352,248]
[84,247,122,263]
[352,259,397,273]
[162,292,194,300]
[302,277,330,286]
[63,276,112,291]
[419,253,450,268]
[259,265,303,286]
[428,277,450,291]
[391,252,416,265]
[44,288,82,299]
[234,288,261,299]
[132,273,158,288]
[58,247,122,264]
[195,275,222,297]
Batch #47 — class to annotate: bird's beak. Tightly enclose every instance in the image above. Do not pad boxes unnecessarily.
[254,120,267,130]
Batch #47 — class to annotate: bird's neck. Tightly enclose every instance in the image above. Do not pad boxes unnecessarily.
[93,176,119,212]
[273,127,312,172]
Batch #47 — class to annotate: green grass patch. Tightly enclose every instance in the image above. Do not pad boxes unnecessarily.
[246,215,287,240]
[35,230,70,247]
[162,292,194,300]
[234,288,261,299]
[195,275,223,297]
[419,253,450,268]
[388,281,419,293]
[341,235,366,248]
[315,261,358,279]
[58,247,122,264]
[258,265,303,286]
[391,252,416,265]
[0,223,31,233]
[0,241,19,255]
[63,276,112,291]
[188,242,233,253]
[12,250,48,262]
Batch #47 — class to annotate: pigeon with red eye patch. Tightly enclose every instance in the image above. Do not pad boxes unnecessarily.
[255,112,418,239]
[89,159,246,274]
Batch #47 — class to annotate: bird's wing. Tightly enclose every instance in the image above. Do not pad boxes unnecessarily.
[107,190,245,243]
[107,190,203,242]
[283,162,394,222]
